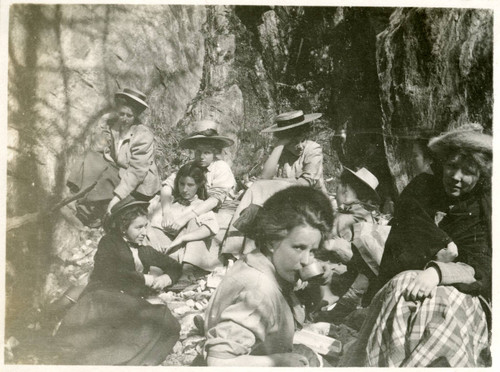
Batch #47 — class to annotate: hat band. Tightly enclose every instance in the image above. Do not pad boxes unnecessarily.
[122,88,147,102]
[191,129,219,137]
[276,114,306,127]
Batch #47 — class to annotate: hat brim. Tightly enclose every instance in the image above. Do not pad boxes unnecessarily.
[115,92,149,111]
[343,167,381,203]
[180,135,235,149]
[428,131,492,155]
[261,113,322,133]
[110,200,149,219]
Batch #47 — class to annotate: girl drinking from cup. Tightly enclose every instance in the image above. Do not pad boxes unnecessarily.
[204,186,334,366]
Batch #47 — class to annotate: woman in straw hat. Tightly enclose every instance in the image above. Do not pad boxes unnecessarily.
[220,110,325,256]
[261,110,326,192]
[342,124,491,367]
[53,196,182,365]
[148,120,236,272]
[67,88,160,227]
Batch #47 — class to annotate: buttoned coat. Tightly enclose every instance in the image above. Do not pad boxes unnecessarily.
[109,123,161,199]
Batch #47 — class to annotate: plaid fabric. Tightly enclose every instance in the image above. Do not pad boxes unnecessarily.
[363,271,489,367]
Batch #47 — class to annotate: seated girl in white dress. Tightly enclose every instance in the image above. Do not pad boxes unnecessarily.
[146,162,221,272]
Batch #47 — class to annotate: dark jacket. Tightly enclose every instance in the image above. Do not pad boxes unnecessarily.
[86,232,182,297]
[377,173,491,300]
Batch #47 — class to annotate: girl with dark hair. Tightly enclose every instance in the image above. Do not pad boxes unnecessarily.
[147,162,221,272]
[158,120,236,235]
[204,186,334,367]
[53,197,181,365]
[342,124,492,367]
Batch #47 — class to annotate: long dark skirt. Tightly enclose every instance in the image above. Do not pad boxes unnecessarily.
[54,289,180,365]
[67,151,120,202]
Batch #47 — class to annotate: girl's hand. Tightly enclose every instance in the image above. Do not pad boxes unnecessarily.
[161,217,177,234]
[151,274,172,290]
[404,267,440,301]
[275,137,292,147]
[272,352,309,367]
[168,236,185,251]
[107,196,121,214]
[435,241,458,263]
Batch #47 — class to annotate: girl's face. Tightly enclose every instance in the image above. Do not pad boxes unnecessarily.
[194,145,216,168]
[178,176,198,200]
[125,215,148,245]
[442,160,480,198]
[116,105,135,128]
[271,224,322,283]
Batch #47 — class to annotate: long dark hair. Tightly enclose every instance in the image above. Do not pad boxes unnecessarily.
[172,162,208,201]
[250,186,334,254]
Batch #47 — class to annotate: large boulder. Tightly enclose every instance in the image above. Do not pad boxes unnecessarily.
[377,8,493,192]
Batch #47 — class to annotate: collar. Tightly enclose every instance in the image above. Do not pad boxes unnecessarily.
[244,250,294,293]
[111,124,137,141]
[206,160,217,172]
[175,194,199,206]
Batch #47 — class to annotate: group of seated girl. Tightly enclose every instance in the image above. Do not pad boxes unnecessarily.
[68,88,327,273]
[64,87,491,367]
[204,123,492,367]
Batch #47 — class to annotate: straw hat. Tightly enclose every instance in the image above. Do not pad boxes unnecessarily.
[261,110,322,133]
[342,166,380,203]
[115,88,149,114]
[180,120,234,149]
[103,195,149,231]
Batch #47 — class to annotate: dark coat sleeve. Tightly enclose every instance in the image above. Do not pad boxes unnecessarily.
[378,174,451,285]
[89,234,147,293]
[453,189,491,300]
[139,246,183,284]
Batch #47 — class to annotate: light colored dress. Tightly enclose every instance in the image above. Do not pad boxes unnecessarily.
[221,140,327,255]
[204,250,304,358]
[276,140,326,193]
[163,159,236,207]
[146,195,220,271]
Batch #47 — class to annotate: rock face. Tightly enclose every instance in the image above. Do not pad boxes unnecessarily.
[377,8,493,192]
[7,3,206,327]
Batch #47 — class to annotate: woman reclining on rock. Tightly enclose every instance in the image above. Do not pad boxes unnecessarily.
[67,88,160,227]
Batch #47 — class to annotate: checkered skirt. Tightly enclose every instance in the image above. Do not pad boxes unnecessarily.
[346,270,490,367]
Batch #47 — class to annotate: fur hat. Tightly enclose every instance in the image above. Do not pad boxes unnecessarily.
[428,123,492,157]
[180,120,234,149]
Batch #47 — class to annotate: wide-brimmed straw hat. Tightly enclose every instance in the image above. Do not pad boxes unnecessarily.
[115,88,149,113]
[428,123,492,156]
[180,120,234,149]
[342,166,380,203]
[261,110,322,133]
